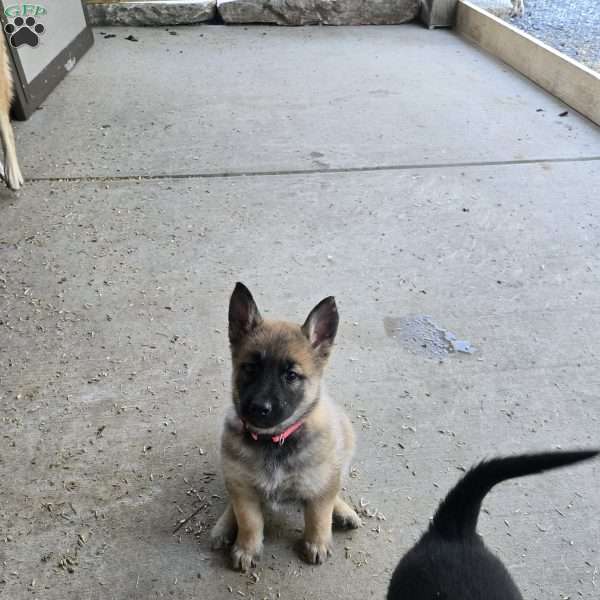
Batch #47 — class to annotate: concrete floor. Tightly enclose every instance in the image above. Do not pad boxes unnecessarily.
[1,24,600,600]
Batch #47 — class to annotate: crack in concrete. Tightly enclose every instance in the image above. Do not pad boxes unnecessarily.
[24,155,600,184]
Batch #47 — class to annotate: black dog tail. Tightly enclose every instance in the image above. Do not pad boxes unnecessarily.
[432,449,598,540]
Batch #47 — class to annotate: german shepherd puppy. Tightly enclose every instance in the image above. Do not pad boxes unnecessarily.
[0,32,23,190]
[387,449,598,600]
[212,283,361,571]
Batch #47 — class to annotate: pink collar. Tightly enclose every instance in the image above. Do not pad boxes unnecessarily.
[243,419,304,446]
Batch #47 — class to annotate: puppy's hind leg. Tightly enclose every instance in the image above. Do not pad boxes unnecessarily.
[211,503,237,549]
[332,496,362,530]
[0,112,23,190]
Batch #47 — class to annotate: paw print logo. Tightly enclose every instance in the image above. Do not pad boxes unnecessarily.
[4,16,45,48]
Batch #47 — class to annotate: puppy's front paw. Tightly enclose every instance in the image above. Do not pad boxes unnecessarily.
[302,539,332,565]
[4,160,23,191]
[231,544,260,572]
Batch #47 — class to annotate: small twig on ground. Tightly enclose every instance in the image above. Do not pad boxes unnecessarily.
[172,502,207,534]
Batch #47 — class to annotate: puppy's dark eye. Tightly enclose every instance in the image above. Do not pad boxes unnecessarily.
[285,370,299,383]
[241,363,257,376]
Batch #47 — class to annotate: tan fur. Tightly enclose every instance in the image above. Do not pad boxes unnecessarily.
[213,303,361,571]
[0,32,23,190]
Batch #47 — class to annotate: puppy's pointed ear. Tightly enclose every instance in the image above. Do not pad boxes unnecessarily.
[229,282,262,344]
[302,296,339,359]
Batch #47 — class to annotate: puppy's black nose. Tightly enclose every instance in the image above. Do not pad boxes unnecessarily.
[249,401,272,418]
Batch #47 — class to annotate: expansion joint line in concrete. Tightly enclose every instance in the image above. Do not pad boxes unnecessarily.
[26,156,600,184]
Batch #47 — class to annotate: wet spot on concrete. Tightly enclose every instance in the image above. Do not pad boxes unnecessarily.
[384,315,476,358]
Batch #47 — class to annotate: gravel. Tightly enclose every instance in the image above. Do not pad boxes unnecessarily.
[505,0,600,71]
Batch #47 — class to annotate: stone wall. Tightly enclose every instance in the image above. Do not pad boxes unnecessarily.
[85,0,421,26]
